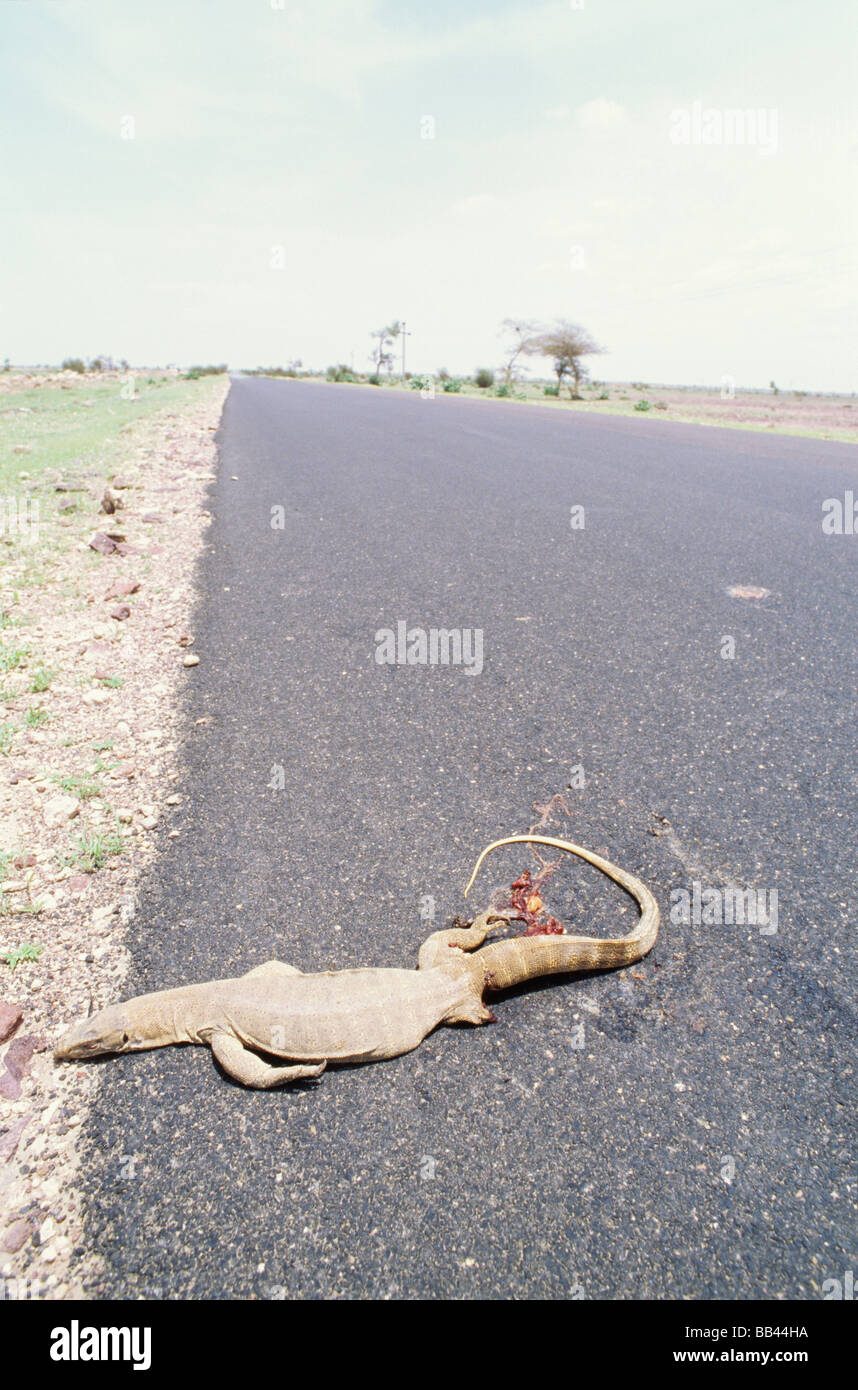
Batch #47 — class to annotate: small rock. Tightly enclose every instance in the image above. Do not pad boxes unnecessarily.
[43,794,79,829]
[0,1001,23,1043]
[89,531,117,556]
[1,1218,34,1253]
[0,1114,31,1162]
[182,654,200,667]
[141,512,166,523]
[177,634,193,647]
[140,816,158,831]
[67,875,90,894]
[104,579,140,600]
[109,605,131,621]
[165,794,181,805]
[115,720,132,738]
[38,1216,57,1244]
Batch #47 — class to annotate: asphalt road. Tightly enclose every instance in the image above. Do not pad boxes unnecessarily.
[82,379,857,1299]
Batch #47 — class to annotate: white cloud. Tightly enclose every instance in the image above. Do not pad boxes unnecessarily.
[576,99,627,131]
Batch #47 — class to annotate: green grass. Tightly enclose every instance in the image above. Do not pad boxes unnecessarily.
[0,722,17,755]
[24,705,49,728]
[53,772,102,799]
[97,675,123,689]
[0,643,29,673]
[30,666,55,692]
[64,827,124,872]
[92,739,114,751]
[0,943,43,968]
[0,373,224,498]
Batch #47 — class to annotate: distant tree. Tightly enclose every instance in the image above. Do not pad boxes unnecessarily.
[524,320,604,398]
[474,368,494,389]
[370,321,402,377]
[499,318,541,388]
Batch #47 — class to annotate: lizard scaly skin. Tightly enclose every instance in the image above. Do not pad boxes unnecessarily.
[55,835,659,1089]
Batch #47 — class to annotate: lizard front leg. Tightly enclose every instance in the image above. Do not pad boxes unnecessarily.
[210,1031,326,1089]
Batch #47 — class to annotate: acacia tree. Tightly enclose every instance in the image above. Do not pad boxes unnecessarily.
[525,320,604,398]
[370,321,402,376]
[499,318,541,388]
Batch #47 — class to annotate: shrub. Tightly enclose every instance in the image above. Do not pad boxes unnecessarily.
[367,374,381,385]
[325,364,358,383]
[598,390,610,400]
[634,399,651,411]
[61,358,86,374]
[441,377,463,393]
[543,384,559,397]
[494,384,510,397]
[409,375,431,391]
[654,401,669,410]
[184,364,228,380]
[474,368,494,389]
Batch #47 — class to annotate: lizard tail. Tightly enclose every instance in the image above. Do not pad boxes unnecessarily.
[463,834,659,991]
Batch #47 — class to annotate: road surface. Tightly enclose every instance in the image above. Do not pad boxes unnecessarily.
[81,379,857,1299]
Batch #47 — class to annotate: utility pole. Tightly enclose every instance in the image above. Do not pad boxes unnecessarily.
[400,321,412,383]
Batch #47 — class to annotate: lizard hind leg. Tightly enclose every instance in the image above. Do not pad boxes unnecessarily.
[418,911,507,971]
[445,987,497,1027]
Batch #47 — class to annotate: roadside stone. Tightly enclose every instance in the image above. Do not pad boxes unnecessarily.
[104,579,140,600]
[88,532,117,555]
[66,876,90,894]
[0,1115,30,1162]
[43,795,79,829]
[0,1002,23,1043]
[1,1218,34,1253]
[109,605,131,621]
[182,654,200,666]
[0,1035,39,1099]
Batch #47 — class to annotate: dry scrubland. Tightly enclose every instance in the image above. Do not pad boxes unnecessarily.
[295,372,858,443]
[0,367,228,1297]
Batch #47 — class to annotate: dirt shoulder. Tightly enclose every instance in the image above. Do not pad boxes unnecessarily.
[0,369,229,1299]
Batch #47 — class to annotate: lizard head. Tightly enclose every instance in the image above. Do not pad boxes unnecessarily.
[54,1003,141,1060]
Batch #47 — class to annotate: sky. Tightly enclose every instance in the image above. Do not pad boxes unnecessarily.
[0,0,855,390]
